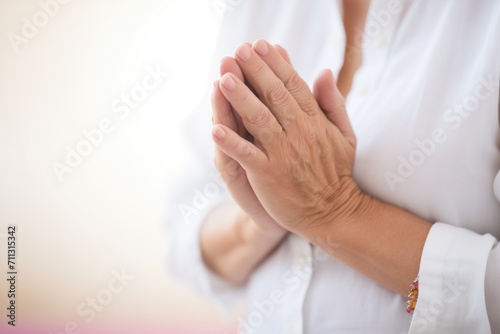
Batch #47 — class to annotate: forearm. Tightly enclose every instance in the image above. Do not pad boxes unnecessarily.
[212,38,431,297]
[200,202,287,285]
[303,182,432,297]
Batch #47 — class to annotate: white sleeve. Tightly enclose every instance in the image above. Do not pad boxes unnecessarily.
[164,0,344,316]
[165,157,246,313]
[485,241,500,333]
[409,169,500,334]
[165,79,247,311]
[408,223,497,334]
[162,0,342,311]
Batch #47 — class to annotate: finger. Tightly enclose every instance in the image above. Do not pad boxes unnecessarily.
[219,72,283,148]
[233,43,302,127]
[211,74,241,186]
[213,59,276,229]
[220,53,259,100]
[212,79,238,131]
[274,44,292,65]
[212,79,242,183]
[220,56,244,82]
[313,69,356,146]
[214,148,246,193]
[214,148,265,230]
[252,39,319,116]
[212,124,268,171]
[214,150,285,234]
[214,146,237,182]
[219,57,248,138]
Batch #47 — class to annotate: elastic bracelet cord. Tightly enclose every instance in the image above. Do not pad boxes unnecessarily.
[406,275,419,314]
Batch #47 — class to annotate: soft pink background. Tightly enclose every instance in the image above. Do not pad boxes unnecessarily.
[0,0,235,333]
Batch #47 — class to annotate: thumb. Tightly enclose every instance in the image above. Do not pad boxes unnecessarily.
[313,69,356,145]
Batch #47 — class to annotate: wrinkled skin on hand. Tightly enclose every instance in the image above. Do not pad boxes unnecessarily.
[212,40,366,236]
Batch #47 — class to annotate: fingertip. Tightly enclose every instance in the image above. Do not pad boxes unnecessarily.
[320,68,335,82]
[220,73,236,91]
[220,56,234,66]
[211,79,223,102]
[252,39,269,56]
[212,124,227,140]
[219,56,232,72]
[273,44,292,64]
[325,68,334,78]
[211,79,231,121]
[220,56,244,81]
[314,68,335,95]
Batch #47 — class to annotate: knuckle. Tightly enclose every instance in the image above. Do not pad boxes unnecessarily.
[248,106,271,127]
[284,71,303,91]
[220,159,241,185]
[238,143,256,162]
[253,62,267,77]
[265,81,289,106]
[258,127,274,143]
[304,101,319,115]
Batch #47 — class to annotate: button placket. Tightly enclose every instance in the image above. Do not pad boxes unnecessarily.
[281,237,314,334]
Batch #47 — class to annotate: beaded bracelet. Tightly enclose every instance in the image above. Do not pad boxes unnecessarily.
[406,275,419,314]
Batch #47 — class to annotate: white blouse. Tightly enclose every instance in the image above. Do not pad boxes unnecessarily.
[166,0,500,333]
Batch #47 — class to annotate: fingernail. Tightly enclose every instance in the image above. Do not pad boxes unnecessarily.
[213,125,226,139]
[221,74,236,90]
[236,44,252,62]
[213,79,219,88]
[253,40,268,56]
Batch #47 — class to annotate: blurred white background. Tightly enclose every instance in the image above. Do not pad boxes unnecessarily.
[0,0,232,332]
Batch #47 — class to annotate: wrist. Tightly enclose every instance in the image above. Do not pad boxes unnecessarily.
[299,177,374,244]
[237,210,288,245]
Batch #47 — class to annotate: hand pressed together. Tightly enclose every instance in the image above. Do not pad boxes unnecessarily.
[211,40,369,237]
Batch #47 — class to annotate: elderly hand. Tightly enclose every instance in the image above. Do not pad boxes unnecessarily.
[212,40,369,236]
[212,45,287,237]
